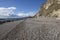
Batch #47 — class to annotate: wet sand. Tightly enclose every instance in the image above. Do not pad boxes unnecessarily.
[1,18,60,40]
[0,20,24,40]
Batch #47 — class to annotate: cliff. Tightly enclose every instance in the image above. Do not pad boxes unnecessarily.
[34,0,60,18]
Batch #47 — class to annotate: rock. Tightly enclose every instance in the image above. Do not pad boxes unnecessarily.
[34,0,60,18]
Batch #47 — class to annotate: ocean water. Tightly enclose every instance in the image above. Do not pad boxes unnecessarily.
[0,18,22,24]
[0,17,28,22]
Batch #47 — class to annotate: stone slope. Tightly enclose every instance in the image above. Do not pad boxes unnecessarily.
[2,18,60,40]
[34,0,60,18]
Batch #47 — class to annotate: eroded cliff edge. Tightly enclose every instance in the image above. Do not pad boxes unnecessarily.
[34,0,60,18]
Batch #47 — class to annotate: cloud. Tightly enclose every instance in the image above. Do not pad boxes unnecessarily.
[0,7,16,18]
[17,13,29,17]
[17,11,36,17]
[0,7,37,18]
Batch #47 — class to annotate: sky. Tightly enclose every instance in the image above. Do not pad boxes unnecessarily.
[0,0,46,18]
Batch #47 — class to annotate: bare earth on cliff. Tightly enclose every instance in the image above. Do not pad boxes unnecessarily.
[34,0,60,18]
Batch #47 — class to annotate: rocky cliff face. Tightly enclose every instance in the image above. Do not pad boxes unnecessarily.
[34,0,60,18]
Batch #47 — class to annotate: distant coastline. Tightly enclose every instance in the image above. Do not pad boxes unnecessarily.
[0,16,32,24]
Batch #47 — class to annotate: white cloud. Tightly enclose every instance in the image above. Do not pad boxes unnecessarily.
[17,13,29,17]
[0,7,37,18]
[0,7,16,18]
[17,11,36,17]
[8,7,16,9]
